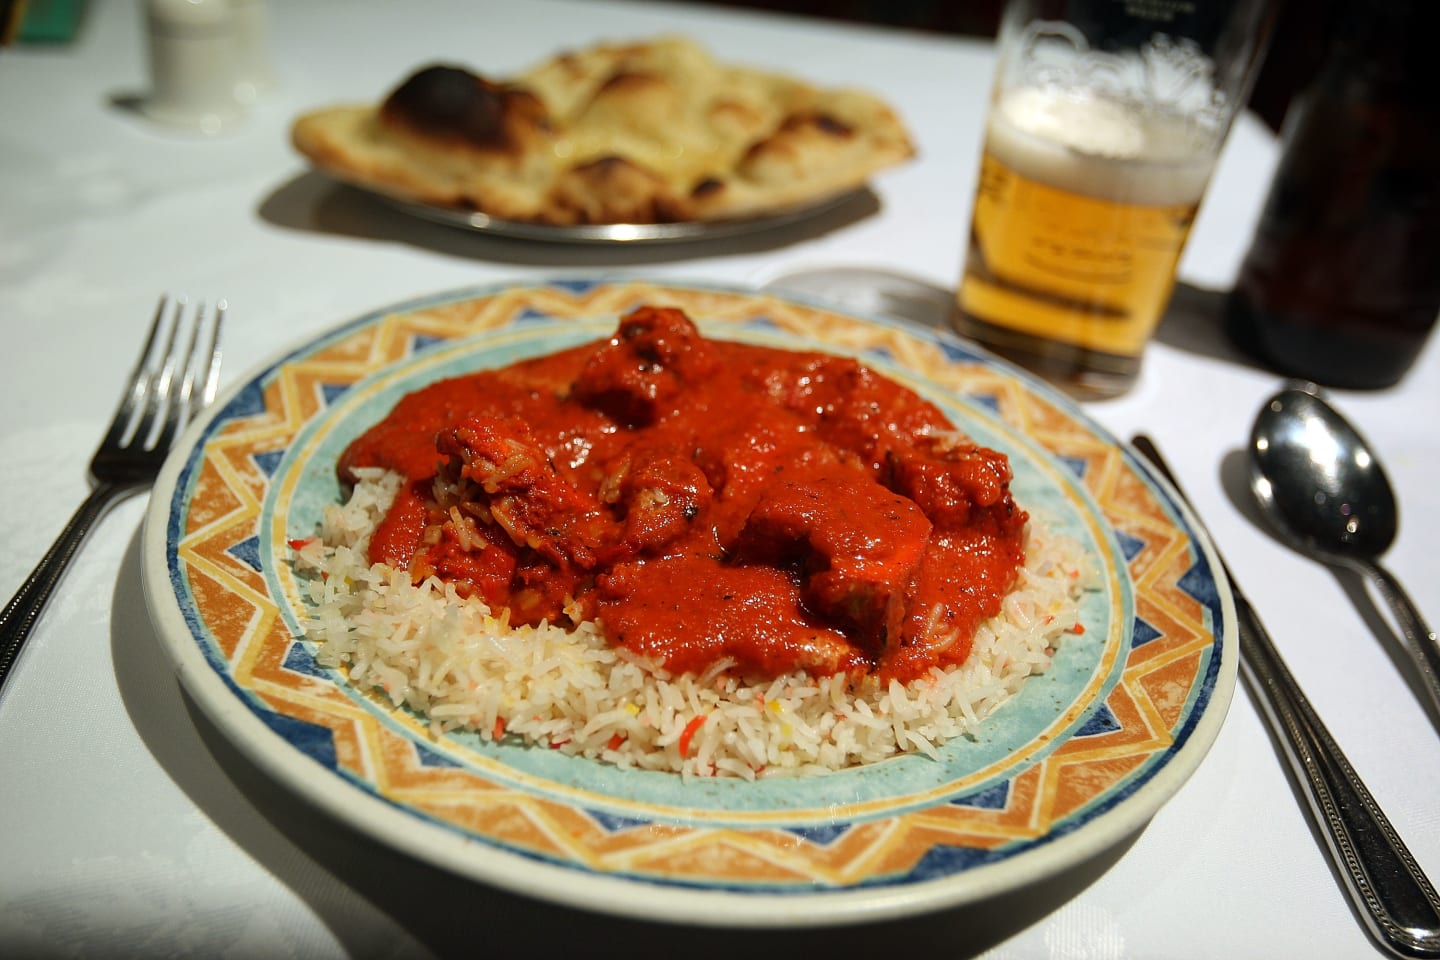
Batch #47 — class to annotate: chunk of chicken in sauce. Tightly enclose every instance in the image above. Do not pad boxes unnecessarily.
[572,304,717,425]
[435,417,608,570]
[731,464,931,662]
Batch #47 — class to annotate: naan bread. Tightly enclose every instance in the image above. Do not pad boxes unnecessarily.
[291,36,915,225]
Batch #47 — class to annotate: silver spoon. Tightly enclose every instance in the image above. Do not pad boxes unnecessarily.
[1249,383,1440,727]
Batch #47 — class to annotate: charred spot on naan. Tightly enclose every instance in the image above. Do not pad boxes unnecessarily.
[379,64,552,158]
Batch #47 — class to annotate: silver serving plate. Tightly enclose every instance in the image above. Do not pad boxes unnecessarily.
[352,180,872,244]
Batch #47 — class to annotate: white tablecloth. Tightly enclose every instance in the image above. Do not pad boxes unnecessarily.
[2,2,1437,957]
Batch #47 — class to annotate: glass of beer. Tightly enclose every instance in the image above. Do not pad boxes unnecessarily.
[955,0,1276,398]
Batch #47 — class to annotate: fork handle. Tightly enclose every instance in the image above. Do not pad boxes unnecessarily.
[0,482,138,692]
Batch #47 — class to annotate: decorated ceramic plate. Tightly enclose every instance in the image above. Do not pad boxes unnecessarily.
[142,279,1236,926]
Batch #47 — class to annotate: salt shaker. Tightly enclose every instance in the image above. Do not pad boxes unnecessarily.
[142,0,244,132]
[229,0,273,105]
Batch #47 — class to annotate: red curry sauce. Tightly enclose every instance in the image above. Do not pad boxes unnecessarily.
[339,306,1027,682]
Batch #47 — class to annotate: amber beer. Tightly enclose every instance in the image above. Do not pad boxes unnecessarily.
[955,87,1213,396]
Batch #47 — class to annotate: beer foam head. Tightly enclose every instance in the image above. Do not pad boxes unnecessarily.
[988,86,1213,206]
[1001,88,1144,159]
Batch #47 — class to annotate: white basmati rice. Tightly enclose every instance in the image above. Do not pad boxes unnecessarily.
[293,467,1094,779]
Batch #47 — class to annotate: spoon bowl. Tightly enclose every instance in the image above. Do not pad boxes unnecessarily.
[1249,386,1399,564]
[1248,382,1440,729]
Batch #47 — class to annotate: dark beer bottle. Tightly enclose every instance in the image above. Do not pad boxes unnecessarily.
[1225,0,1440,389]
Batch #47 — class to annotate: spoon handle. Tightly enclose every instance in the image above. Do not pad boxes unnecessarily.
[1361,559,1440,730]
[1132,435,1440,959]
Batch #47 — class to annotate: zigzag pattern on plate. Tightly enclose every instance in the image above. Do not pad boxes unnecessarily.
[173,282,1219,889]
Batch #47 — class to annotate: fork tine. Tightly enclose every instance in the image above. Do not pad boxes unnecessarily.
[151,299,214,452]
[174,302,206,417]
[195,299,225,415]
[100,296,172,451]
[151,298,225,452]
[135,298,186,451]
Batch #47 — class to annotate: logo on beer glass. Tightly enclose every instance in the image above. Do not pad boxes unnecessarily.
[1014,22,1227,140]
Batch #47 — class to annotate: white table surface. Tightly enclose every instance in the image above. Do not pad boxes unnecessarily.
[2,1,1437,957]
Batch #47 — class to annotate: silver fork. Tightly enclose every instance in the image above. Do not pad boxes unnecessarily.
[0,297,225,692]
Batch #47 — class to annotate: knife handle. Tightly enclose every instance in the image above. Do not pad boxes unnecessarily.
[1130,434,1440,959]
[1237,592,1440,959]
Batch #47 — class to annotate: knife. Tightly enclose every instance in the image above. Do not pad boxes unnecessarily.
[1131,434,1440,959]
